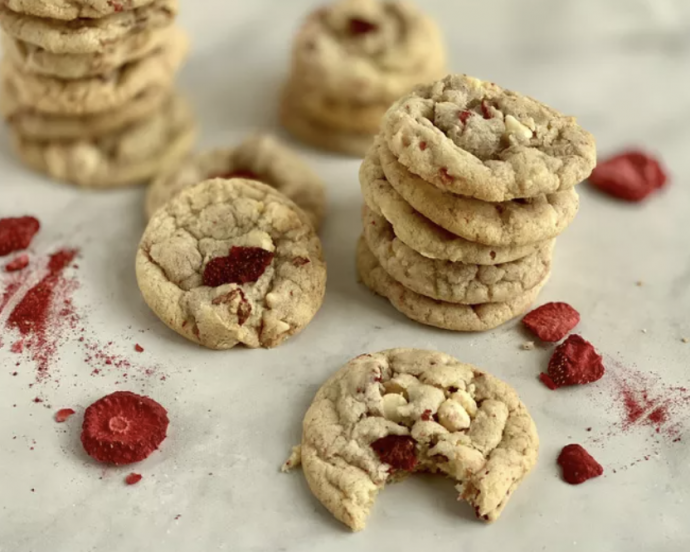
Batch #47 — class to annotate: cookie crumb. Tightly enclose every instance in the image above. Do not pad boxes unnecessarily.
[641,329,647,334]
[682,338,689,344]
[636,281,644,287]
[281,445,302,472]
[521,341,535,351]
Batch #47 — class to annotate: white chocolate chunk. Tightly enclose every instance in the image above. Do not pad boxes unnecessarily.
[398,383,446,420]
[504,115,533,141]
[450,390,478,418]
[437,399,471,431]
[382,393,407,423]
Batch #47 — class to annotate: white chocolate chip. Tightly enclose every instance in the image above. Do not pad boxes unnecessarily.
[265,292,281,308]
[521,341,535,351]
[398,384,446,420]
[504,115,533,141]
[382,393,407,423]
[437,399,471,431]
[451,390,478,418]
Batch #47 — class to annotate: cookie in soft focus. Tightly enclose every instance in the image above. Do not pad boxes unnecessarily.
[283,348,539,530]
[136,178,327,350]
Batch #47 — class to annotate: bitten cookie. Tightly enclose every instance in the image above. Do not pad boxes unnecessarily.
[1,29,187,115]
[382,74,596,202]
[363,207,553,304]
[357,237,547,332]
[136,178,327,350]
[284,348,539,530]
[10,94,195,188]
[146,134,326,229]
[0,0,177,54]
[359,143,552,264]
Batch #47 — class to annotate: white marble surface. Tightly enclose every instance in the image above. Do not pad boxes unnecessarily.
[1,0,690,550]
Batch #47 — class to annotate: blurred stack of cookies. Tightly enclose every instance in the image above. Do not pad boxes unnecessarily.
[0,0,195,188]
[281,0,446,157]
[358,74,596,332]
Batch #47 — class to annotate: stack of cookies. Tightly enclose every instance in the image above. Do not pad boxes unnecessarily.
[358,74,596,332]
[0,0,195,188]
[281,0,446,157]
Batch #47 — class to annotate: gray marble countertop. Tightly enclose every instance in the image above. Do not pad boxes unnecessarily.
[1,1,689,550]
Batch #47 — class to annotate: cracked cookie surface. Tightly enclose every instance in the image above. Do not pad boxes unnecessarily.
[136,178,327,350]
[291,0,446,106]
[360,143,552,264]
[285,348,538,531]
[378,140,580,246]
[363,206,553,304]
[0,0,177,54]
[382,74,596,202]
[357,237,547,332]
[1,28,187,115]
[146,134,326,230]
[11,94,195,188]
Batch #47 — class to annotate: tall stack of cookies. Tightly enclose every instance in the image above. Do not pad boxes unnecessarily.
[281,0,446,157]
[358,74,596,332]
[0,0,195,188]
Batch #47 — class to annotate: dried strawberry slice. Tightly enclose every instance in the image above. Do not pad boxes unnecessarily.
[523,302,580,342]
[547,335,605,388]
[371,435,418,472]
[203,246,274,287]
[0,217,40,257]
[557,444,603,484]
[589,151,667,202]
[81,391,169,465]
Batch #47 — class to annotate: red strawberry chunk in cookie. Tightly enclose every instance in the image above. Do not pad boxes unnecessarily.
[81,391,169,465]
[557,444,603,485]
[523,302,580,342]
[589,150,668,202]
[371,435,418,472]
[203,247,275,287]
[546,335,605,388]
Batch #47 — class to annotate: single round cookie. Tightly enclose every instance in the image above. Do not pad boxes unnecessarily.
[11,94,195,188]
[290,348,539,531]
[359,144,552,264]
[1,31,187,115]
[0,0,177,54]
[363,206,553,304]
[1,25,178,80]
[382,74,597,202]
[379,141,580,246]
[1,0,156,20]
[136,178,327,350]
[0,82,169,140]
[145,134,326,229]
[357,237,548,332]
[280,87,374,157]
[291,0,446,105]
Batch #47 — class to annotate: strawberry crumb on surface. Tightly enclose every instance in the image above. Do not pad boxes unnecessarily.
[125,473,143,486]
[55,408,76,423]
[134,344,144,353]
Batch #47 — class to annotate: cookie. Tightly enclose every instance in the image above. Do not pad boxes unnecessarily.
[288,348,538,530]
[11,94,195,188]
[363,206,553,304]
[359,143,551,264]
[357,237,547,332]
[136,178,327,350]
[382,74,596,202]
[0,0,177,54]
[145,134,326,229]
[379,141,580,246]
[1,25,179,80]
[280,87,374,157]
[1,30,187,115]
[1,81,169,140]
[1,0,156,20]
[291,0,446,106]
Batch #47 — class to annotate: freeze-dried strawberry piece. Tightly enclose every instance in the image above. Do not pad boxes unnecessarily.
[589,151,668,202]
[547,335,605,388]
[0,217,40,257]
[523,302,580,342]
[371,435,417,472]
[55,408,76,423]
[539,373,558,390]
[557,444,603,485]
[203,247,274,287]
[125,473,143,485]
[5,254,29,272]
[80,391,169,465]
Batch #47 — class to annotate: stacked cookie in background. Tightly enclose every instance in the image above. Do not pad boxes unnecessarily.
[281,0,446,157]
[0,0,195,188]
[358,74,596,332]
